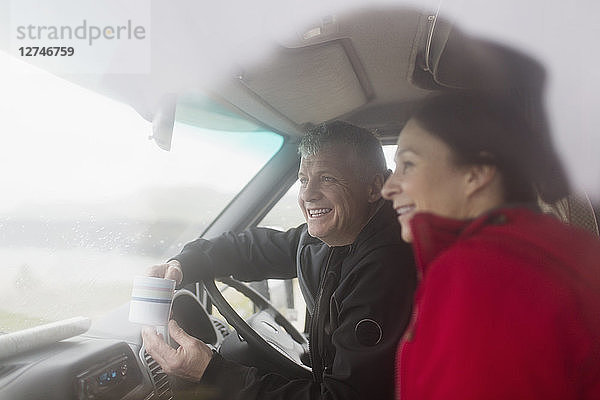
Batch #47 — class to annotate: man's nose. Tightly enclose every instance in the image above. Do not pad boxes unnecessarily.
[300,180,322,202]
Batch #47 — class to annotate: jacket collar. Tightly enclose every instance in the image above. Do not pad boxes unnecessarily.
[350,198,394,246]
[328,198,394,251]
[409,204,539,274]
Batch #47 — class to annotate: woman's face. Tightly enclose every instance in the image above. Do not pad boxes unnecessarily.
[381,119,474,242]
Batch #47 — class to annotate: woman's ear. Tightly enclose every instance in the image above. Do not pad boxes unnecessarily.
[368,173,385,203]
[465,164,497,197]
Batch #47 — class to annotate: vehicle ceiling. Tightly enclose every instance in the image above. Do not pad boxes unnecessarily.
[1,0,599,197]
[0,2,577,140]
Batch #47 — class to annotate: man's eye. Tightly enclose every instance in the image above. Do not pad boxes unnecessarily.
[299,177,308,185]
[322,176,336,183]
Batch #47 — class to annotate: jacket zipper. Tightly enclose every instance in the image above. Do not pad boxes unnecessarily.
[308,247,334,381]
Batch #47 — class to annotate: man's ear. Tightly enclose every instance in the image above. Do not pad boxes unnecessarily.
[465,164,497,197]
[368,173,385,203]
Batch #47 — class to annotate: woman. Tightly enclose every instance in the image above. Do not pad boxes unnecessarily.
[381,92,600,400]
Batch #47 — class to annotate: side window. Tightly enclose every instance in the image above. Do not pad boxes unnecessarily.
[259,181,305,231]
[383,144,398,172]
[254,182,307,331]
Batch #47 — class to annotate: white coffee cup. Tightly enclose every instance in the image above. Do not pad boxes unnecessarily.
[128,276,176,326]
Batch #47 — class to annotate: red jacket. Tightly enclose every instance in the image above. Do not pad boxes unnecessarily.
[397,207,600,400]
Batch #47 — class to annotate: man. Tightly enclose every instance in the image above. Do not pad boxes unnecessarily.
[142,121,416,399]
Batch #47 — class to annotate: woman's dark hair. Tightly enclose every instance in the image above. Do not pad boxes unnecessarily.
[411,92,569,203]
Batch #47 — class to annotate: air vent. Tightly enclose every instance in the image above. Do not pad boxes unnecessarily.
[142,349,173,400]
[211,319,230,338]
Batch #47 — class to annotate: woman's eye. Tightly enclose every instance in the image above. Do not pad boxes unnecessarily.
[401,161,414,174]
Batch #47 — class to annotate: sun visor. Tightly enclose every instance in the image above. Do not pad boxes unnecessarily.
[417,17,546,96]
[239,41,369,125]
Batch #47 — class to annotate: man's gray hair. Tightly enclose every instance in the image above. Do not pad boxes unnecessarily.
[298,121,387,180]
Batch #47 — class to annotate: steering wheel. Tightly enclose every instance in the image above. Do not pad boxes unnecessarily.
[204,277,312,378]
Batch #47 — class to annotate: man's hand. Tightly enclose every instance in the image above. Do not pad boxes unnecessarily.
[142,320,214,382]
[147,260,183,286]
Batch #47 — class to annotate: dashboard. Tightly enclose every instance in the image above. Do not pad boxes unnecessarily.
[0,289,227,400]
[0,338,147,400]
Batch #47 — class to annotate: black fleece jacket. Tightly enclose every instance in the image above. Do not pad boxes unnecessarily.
[172,199,416,400]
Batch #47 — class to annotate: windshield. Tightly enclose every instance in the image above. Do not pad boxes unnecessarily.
[0,52,283,333]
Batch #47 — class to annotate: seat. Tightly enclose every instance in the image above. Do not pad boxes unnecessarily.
[539,193,599,237]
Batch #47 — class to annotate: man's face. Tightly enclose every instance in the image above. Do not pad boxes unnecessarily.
[298,146,375,246]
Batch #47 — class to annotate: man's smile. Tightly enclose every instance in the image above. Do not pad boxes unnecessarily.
[308,208,333,218]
